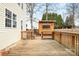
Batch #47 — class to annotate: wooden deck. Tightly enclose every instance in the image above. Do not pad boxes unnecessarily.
[7,36,75,56]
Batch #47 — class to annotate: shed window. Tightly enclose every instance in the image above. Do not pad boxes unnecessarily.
[43,25,50,29]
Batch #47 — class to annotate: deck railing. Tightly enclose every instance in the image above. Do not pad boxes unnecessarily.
[54,29,79,56]
[21,29,35,40]
[21,29,79,55]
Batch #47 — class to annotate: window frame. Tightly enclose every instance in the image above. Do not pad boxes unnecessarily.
[5,9,12,27]
[5,8,17,28]
[13,13,17,28]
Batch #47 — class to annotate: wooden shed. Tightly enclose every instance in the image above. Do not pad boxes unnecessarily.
[38,20,55,39]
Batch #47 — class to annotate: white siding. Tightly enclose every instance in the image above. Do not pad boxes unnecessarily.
[0,3,28,50]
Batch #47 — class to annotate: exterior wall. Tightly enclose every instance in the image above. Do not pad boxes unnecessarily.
[0,3,28,50]
[54,29,79,56]
[38,23,42,34]
[21,4,30,31]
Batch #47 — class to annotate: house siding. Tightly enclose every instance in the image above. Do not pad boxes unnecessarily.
[0,3,28,50]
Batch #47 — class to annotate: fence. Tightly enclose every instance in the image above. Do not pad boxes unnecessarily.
[54,29,79,56]
[21,29,35,40]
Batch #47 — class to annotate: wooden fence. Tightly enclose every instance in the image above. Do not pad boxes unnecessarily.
[54,29,79,56]
[21,29,36,40]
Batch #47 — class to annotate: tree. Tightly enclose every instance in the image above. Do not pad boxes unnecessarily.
[48,13,51,20]
[45,3,59,20]
[66,3,79,28]
[26,3,37,29]
[42,13,53,20]
[42,13,46,20]
[59,15,63,28]
[65,16,68,27]
[55,15,63,28]
[46,3,48,20]
[65,15,74,28]
[42,13,64,29]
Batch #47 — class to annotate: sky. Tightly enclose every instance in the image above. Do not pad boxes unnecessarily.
[33,3,66,29]
[34,3,66,20]
[27,3,79,29]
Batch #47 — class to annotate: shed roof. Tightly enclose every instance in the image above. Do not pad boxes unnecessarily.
[39,20,56,23]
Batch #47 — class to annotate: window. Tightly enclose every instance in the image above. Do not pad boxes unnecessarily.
[5,18,11,27]
[18,3,20,6]
[5,9,17,28]
[18,3,23,9]
[42,25,50,29]
[21,20,23,30]
[21,3,23,9]
[13,13,17,28]
[5,9,12,27]
[5,9,11,19]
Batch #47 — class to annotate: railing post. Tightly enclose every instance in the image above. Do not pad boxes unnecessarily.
[60,32,62,44]
[21,31,23,40]
[76,34,79,56]
[41,32,43,39]
[52,32,54,40]
[75,35,77,55]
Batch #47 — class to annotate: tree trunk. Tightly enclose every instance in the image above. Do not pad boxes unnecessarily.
[46,3,48,20]
[72,4,75,28]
